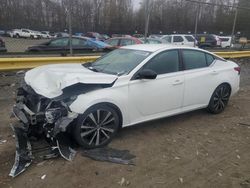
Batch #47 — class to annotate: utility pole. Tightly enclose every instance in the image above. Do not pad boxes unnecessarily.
[194,2,201,47]
[66,0,73,56]
[230,0,238,48]
[144,0,150,40]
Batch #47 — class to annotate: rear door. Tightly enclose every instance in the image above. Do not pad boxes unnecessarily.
[46,38,69,51]
[71,38,93,52]
[181,49,219,108]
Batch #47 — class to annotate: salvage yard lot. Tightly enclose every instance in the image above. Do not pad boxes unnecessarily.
[0,59,250,188]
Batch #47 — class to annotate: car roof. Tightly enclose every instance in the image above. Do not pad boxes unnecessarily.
[122,44,197,52]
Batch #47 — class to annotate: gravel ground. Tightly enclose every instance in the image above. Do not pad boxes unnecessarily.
[0,59,250,188]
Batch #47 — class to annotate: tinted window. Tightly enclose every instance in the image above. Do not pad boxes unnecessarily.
[72,38,87,46]
[49,38,69,47]
[206,53,215,66]
[144,50,179,74]
[173,36,184,42]
[106,39,119,46]
[120,39,134,46]
[184,36,195,42]
[220,38,230,42]
[182,50,207,70]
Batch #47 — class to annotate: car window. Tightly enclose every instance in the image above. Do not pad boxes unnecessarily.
[72,38,88,46]
[184,36,195,42]
[49,38,69,47]
[173,36,184,43]
[22,30,29,33]
[106,39,119,46]
[143,50,179,75]
[90,49,151,75]
[120,39,134,46]
[182,50,207,70]
[206,53,215,66]
[162,36,172,43]
[220,38,230,42]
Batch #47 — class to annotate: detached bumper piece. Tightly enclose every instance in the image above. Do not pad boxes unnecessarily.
[10,102,77,177]
[9,125,32,178]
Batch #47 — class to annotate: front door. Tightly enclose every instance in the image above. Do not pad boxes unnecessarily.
[128,50,184,119]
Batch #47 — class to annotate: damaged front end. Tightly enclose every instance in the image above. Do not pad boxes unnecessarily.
[10,83,78,177]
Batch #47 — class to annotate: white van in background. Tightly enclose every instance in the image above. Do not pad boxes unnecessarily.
[219,36,233,48]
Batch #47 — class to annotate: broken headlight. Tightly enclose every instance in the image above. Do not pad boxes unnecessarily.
[45,107,68,124]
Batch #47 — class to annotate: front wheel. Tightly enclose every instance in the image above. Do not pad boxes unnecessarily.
[207,84,231,114]
[74,104,120,149]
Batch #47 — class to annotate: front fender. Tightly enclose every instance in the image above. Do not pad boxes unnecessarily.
[69,87,130,126]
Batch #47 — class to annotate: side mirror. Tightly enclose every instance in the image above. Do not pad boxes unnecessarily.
[136,69,157,80]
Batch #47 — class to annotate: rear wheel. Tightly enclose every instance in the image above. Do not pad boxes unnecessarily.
[74,104,120,149]
[207,84,231,114]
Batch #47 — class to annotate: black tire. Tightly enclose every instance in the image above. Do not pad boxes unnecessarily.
[207,84,231,114]
[15,34,19,38]
[74,104,120,149]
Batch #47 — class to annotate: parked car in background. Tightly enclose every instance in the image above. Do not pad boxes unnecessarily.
[27,36,112,52]
[40,31,53,39]
[0,37,7,52]
[84,32,105,41]
[194,34,222,48]
[149,34,164,39]
[112,34,132,38]
[101,34,110,40]
[54,32,69,38]
[9,29,41,39]
[105,37,143,48]
[133,34,144,38]
[12,29,41,39]
[161,34,197,47]
[140,38,164,44]
[219,36,233,48]
[0,29,5,36]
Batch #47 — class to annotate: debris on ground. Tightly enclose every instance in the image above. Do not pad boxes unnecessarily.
[41,174,46,180]
[0,139,7,144]
[174,156,180,160]
[218,172,223,177]
[82,147,136,165]
[179,177,184,184]
[238,123,250,127]
[237,155,241,159]
[118,177,130,186]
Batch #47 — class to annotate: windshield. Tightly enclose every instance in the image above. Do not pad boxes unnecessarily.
[86,49,151,75]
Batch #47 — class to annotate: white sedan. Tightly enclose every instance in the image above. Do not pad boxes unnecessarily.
[15,44,240,149]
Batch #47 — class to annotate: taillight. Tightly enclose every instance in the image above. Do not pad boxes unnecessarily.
[234,67,241,75]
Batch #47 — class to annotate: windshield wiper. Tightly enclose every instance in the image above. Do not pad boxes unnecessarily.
[87,66,100,72]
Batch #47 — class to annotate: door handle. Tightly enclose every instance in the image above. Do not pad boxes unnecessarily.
[172,80,183,86]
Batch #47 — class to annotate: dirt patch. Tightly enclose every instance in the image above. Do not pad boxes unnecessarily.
[0,59,250,188]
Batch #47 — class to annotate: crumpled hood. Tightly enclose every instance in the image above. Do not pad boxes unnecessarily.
[25,64,118,98]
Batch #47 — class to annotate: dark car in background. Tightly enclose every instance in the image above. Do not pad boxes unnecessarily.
[0,37,7,52]
[194,34,222,48]
[27,36,112,52]
[105,37,143,48]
